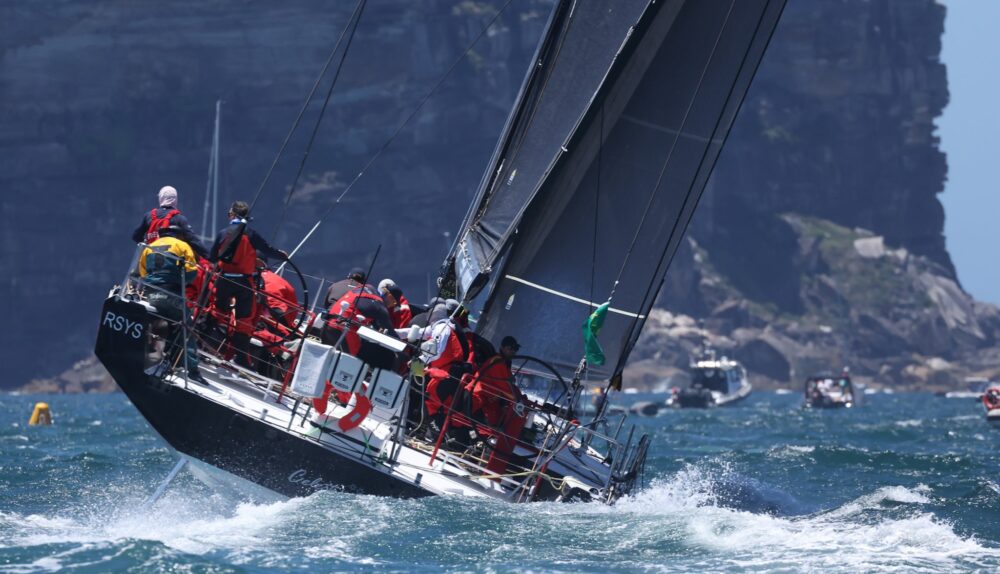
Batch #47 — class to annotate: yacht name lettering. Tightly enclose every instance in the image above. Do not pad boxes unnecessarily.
[103,311,144,339]
[288,469,336,490]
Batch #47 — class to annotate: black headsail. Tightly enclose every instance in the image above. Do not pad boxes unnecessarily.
[450,0,787,382]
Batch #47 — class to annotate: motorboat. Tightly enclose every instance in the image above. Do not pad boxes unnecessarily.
[939,377,990,400]
[666,349,753,408]
[803,371,859,409]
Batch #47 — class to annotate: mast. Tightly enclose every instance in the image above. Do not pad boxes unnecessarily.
[212,99,220,239]
[202,99,222,240]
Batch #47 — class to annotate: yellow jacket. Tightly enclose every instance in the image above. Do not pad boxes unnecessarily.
[138,236,198,286]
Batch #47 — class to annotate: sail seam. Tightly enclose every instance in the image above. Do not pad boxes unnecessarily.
[620,114,722,144]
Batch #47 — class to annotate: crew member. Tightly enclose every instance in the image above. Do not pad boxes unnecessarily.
[260,264,298,328]
[210,201,288,369]
[403,305,470,422]
[466,335,527,475]
[324,282,397,369]
[407,296,445,328]
[467,336,522,427]
[324,267,367,308]
[984,387,1000,411]
[131,185,207,258]
[379,279,412,329]
[138,224,205,383]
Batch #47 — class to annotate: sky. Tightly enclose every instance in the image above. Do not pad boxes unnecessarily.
[937,0,1000,305]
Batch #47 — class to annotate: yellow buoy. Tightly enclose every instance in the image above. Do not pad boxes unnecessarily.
[28,402,52,426]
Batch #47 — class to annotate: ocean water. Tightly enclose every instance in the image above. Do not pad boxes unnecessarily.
[1,391,998,573]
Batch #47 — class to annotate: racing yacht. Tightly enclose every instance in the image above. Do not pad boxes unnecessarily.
[803,370,860,409]
[96,0,786,503]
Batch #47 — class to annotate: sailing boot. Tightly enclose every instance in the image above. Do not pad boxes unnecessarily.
[231,332,254,370]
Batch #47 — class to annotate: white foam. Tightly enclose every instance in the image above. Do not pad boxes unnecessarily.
[768,444,816,459]
[593,474,998,571]
[2,470,998,572]
[826,485,931,519]
[3,491,309,558]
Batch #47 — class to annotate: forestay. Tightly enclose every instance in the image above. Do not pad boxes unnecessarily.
[450,0,787,382]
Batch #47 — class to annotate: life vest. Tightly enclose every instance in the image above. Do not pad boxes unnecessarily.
[326,286,383,355]
[327,286,381,327]
[144,208,180,243]
[217,226,256,275]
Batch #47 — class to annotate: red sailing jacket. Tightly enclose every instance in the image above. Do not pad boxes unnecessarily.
[144,208,180,243]
[427,324,466,371]
[261,270,297,326]
[390,294,413,329]
[466,355,518,427]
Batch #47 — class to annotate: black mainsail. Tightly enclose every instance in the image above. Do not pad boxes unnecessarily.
[449,0,787,382]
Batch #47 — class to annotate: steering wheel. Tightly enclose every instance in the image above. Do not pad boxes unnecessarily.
[507,354,571,408]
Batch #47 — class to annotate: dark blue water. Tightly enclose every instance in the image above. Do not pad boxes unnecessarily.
[2,391,998,573]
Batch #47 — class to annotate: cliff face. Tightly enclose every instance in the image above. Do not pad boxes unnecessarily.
[0,1,966,390]
[691,0,951,317]
[0,0,550,388]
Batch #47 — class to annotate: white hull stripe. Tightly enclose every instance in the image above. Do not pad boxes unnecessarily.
[504,275,646,319]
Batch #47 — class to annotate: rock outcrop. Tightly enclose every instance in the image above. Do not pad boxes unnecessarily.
[16,355,115,394]
[631,217,1000,391]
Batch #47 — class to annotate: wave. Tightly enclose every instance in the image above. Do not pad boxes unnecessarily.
[614,470,1000,572]
[1,465,998,573]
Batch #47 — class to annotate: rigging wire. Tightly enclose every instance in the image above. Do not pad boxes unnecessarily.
[247,0,369,214]
[281,0,518,262]
[588,103,604,309]
[271,0,368,240]
[615,1,781,378]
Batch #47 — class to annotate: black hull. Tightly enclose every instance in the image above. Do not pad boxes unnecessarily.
[95,296,427,499]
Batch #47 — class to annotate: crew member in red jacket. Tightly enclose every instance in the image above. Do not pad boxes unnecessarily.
[467,336,522,426]
[131,185,207,258]
[466,335,527,475]
[249,264,299,362]
[409,309,472,424]
[379,279,413,329]
[324,281,398,369]
[260,266,298,328]
[209,201,288,368]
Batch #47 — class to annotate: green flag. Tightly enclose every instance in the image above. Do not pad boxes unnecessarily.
[582,302,610,366]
